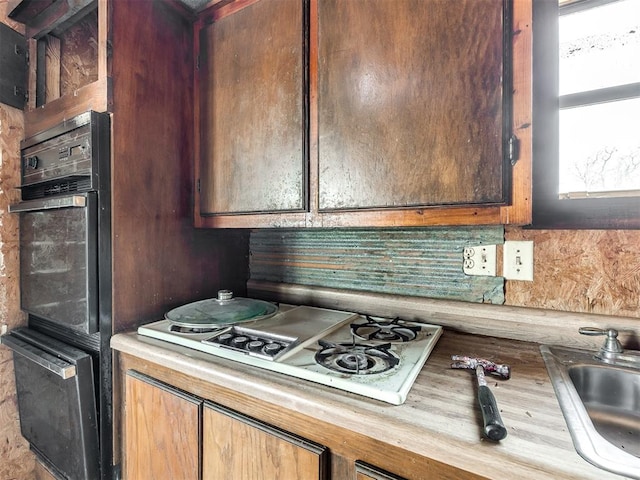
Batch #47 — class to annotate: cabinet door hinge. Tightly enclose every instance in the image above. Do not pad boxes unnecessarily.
[197,178,201,192]
[508,135,520,166]
[14,86,28,102]
[15,43,26,59]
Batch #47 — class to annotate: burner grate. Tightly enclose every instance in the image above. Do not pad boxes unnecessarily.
[314,339,400,375]
[351,316,424,343]
[202,326,297,361]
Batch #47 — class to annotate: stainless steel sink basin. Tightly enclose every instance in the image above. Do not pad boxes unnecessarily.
[571,364,640,458]
[541,345,640,479]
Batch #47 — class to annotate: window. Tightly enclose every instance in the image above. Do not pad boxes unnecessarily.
[532,0,640,228]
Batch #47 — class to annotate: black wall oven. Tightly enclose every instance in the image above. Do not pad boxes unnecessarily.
[13,192,100,334]
[1,111,112,480]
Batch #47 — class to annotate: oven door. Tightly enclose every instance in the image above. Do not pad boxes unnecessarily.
[0,328,100,480]
[10,192,99,334]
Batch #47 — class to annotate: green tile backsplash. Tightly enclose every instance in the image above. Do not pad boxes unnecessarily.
[249,227,505,304]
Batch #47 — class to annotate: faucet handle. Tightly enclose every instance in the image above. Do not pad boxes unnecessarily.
[579,327,623,354]
[579,327,617,336]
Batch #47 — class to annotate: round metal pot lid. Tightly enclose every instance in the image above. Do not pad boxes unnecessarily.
[165,290,278,327]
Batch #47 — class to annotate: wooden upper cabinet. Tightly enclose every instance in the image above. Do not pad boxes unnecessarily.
[196,0,306,216]
[194,0,532,228]
[202,401,327,480]
[123,371,201,480]
[317,0,507,210]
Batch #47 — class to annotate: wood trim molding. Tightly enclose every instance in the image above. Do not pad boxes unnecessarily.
[501,0,533,225]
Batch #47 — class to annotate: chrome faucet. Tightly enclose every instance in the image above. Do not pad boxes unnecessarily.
[579,327,640,367]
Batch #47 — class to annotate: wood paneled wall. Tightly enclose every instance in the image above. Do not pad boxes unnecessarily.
[505,227,640,318]
[0,10,35,480]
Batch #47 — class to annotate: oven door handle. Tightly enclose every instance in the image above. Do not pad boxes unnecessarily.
[8,195,87,213]
[0,334,77,379]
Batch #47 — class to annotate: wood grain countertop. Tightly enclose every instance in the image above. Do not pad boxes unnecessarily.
[111,329,628,480]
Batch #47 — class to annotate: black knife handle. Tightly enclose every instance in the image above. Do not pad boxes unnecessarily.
[478,384,507,441]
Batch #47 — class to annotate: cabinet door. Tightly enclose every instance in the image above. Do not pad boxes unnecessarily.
[355,461,407,480]
[198,0,306,215]
[317,0,509,211]
[123,371,201,480]
[203,401,327,480]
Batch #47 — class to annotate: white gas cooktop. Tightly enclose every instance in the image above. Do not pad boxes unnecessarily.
[137,304,442,405]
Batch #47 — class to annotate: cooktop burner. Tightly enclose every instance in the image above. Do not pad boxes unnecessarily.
[315,339,400,375]
[169,325,222,335]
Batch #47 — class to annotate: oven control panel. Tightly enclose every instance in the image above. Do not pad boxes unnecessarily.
[17,111,109,200]
[21,124,92,186]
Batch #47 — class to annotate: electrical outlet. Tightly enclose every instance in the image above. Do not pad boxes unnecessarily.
[462,245,497,276]
[503,240,534,281]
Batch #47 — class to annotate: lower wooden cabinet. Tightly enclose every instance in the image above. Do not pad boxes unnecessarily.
[117,355,476,480]
[123,371,201,480]
[123,370,327,480]
[203,401,327,479]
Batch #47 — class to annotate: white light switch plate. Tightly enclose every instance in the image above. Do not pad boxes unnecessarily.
[463,245,497,276]
[503,241,534,281]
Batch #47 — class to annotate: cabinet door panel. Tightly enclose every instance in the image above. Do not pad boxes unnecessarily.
[203,402,326,480]
[318,0,508,211]
[355,460,407,480]
[124,371,201,480]
[199,0,306,215]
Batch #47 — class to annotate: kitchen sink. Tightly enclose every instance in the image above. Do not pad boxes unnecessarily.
[541,344,640,479]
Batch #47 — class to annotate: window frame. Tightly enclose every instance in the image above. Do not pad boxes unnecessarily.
[531,0,640,229]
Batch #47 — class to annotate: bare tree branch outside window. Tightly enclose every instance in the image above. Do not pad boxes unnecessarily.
[568,146,640,192]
